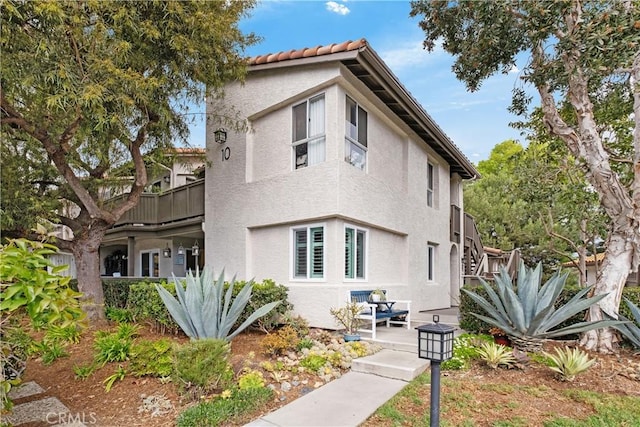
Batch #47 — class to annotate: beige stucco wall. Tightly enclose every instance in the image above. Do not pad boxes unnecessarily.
[204,62,462,328]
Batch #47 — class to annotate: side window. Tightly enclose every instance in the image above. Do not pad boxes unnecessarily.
[427,244,436,281]
[293,225,324,279]
[427,162,435,207]
[293,94,325,169]
[345,225,367,279]
[345,96,368,170]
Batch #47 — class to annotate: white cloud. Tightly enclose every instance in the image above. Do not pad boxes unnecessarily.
[379,38,445,73]
[326,1,350,15]
[509,64,520,73]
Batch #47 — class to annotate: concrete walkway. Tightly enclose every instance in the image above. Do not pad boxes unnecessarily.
[244,310,461,427]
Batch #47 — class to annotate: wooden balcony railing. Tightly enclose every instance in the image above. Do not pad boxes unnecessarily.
[112,179,204,226]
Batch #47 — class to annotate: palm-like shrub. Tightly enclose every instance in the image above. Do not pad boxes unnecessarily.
[613,298,640,349]
[543,346,595,381]
[156,267,280,341]
[462,261,624,352]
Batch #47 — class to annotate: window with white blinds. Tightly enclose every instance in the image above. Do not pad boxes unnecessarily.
[293,94,325,169]
[293,226,324,279]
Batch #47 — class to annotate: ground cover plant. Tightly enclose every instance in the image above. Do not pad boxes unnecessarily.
[364,338,640,427]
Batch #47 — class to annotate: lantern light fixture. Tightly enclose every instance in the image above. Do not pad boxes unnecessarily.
[417,315,456,427]
[177,244,184,255]
[163,243,172,258]
[214,128,227,144]
[192,240,200,257]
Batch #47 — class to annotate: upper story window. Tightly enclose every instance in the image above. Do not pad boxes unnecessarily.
[345,225,367,280]
[293,94,325,169]
[427,162,435,207]
[345,96,368,170]
[292,225,324,279]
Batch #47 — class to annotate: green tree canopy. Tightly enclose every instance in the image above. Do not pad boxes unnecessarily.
[0,0,259,320]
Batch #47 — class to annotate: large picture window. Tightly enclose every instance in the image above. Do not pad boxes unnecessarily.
[293,94,325,169]
[345,96,368,170]
[293,226,324,279]
[345,226,367,279]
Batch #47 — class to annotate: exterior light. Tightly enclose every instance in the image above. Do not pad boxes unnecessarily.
[163,243,172,258]
[214,128,227,144]
[192,240,200,257]
[417,315,456,427]
[163,175,171,184]
[177,244,184,255]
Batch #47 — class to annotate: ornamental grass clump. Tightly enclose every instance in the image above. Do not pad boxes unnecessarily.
[462,261,625,353]
[544,346,596,381]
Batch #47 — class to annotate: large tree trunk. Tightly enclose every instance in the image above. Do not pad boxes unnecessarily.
[580,232,633,353]
[70,227,109,322]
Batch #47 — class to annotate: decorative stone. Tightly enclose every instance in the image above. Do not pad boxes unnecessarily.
[281,381,292,392]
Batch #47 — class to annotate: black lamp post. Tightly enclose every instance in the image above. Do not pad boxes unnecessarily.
[417,315,455,427]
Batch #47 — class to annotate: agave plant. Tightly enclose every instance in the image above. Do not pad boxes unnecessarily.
[462,261,625,353]
[543,346,595,381]
[155,267,280,341]
[612,298,640,350]
[476,341,516,369]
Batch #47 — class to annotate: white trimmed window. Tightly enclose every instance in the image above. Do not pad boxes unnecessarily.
[427,244,436,281]
[427,162,435,207]
[345,225,367,280]
[292,225,324,279]
[345,96,368,170]
[293,94,325,169]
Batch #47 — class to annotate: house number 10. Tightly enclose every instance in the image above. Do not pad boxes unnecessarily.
[221,147,230,161]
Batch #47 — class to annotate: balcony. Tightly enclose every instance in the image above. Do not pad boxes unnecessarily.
[111,179,204,227]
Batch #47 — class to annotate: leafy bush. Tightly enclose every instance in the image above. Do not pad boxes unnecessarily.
[230,279,292,333]
[173,338,234,400]
[237,369,266,390]
[105,307,135,324]
[260,325,300,356]
[442,334,489,370]
[127,281,180,334]
[129,338,174,377]
[176,387,272,427]
[300,354,328,372]
[93,325,138,366]
[156,268,280,340]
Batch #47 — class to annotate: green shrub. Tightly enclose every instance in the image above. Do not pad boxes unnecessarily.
[300,354,328,372]
[93,326,137,366]
[230,279,293,333]
[237,369,266,391]
[127,281,180,334]
[176,387,272,427]
[173,338,234,400]
[102,279,140,309]
[260,325,300,356]
[129,338,174,377]
[442,333,489,370]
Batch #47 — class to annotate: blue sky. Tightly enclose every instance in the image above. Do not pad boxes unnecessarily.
[188,0,536,163]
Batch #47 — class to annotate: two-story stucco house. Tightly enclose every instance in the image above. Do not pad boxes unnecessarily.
[204,39,479,329]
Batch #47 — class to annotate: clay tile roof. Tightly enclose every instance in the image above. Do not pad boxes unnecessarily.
[248,39,367,66]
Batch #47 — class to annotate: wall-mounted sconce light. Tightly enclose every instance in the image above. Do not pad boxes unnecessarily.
[177,244,184,255]
[214,128,227,144]
[163,243,172,258]
[192,240,200,257]
[163,175,171,184]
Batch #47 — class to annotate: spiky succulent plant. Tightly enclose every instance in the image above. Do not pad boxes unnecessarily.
[462,261,625,352]
[156,267,280,341]
[612,298,640,350]
[543,346,595,381]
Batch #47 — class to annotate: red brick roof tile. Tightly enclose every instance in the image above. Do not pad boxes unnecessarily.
[248,39,367,66]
